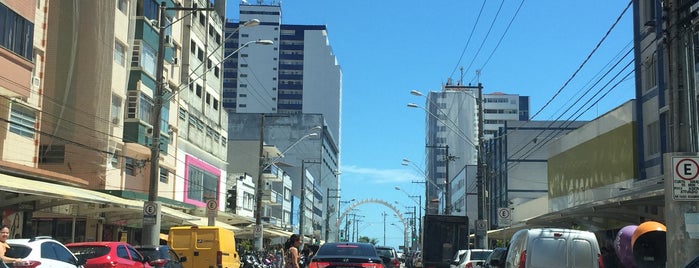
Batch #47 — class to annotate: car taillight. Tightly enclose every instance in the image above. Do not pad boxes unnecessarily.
[10,261,40,268]
[465,263,472,268]
[308,261,331,268]
[217,251,223,265]
[598,253,604,268]
[150,258,168,266]
[392,258,400,266]
[359,263,382,268]
[518,250,527,268]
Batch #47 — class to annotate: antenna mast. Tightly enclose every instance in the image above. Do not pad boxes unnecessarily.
[459,66,464,86]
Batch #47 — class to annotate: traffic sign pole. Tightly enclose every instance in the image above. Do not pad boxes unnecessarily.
[207,199,218,226]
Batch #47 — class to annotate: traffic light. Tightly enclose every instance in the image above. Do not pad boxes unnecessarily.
[411,234,417,242]
[226,187,237,213]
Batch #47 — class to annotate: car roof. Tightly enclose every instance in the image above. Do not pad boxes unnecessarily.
[66,241,129,246]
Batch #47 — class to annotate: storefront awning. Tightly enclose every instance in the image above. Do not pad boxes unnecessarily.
[183,216,241,231]
[0,174,199,227]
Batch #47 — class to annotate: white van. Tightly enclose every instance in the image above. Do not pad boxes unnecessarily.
[505,228,602,268]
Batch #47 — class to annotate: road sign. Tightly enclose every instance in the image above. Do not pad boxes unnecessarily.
[475,220,487,236]
[143,202,157,216]
[206,199,218,218]
[497,207,512,227]
[143,201,158,225]
[673,157,699,201]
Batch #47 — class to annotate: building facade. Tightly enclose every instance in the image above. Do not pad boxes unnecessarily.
[224,1,342,242]
[422,82,530,220]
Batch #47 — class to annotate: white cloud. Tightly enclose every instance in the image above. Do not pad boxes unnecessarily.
[340,164,419,184]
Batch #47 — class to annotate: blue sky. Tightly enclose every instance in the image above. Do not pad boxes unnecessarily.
[227,1,635,249]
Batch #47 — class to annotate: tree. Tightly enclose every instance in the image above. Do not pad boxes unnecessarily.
[358,236,378,245]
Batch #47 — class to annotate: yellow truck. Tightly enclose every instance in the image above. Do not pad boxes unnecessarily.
[168,226,241,268]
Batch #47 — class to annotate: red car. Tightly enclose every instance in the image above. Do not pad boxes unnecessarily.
[66,241,152,268]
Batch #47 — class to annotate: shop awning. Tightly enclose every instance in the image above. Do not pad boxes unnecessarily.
[0,174,199,227]
[183,216,241,231]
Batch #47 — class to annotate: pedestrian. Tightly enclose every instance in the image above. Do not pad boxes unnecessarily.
[0,225,22,266]
[283,234,301,268]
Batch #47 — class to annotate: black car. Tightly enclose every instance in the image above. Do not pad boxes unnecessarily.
[134,245,187,268]
[483,247,507,268]
[308,242,384,268]
[375,246,400,268]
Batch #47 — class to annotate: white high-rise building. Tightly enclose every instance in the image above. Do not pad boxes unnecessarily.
[423,82,529,223]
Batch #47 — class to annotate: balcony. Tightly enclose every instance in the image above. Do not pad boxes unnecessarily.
[262,188,283,206]
[262,164,283,182]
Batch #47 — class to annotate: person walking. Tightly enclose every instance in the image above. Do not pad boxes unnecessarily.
[0,225,22,266]
[283,234,301,268]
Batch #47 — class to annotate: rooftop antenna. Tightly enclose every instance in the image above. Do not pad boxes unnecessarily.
[475,69,481,84]
[257,0,263,4]
[459,66,464,85]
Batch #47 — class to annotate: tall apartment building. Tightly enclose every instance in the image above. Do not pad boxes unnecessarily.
[173,0,232,220]
[422,82,529,219]
[224,1,342,242]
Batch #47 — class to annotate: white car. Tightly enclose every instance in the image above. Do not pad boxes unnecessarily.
[5,236,86,267]
[455,249,492,268]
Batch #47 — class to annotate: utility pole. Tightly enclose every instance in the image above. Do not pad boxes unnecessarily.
[426,145,454,215]
[143,2,214,246]
[254,114,266,250]
[475,82,486,248]
[382,211,387,246]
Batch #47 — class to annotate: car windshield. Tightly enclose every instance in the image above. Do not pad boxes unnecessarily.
[316,243,377,257]
[68,245,111,259]
[470,251,492,260]
[375,248,394,258]
[5,244,31,258]
[137,248,161,259]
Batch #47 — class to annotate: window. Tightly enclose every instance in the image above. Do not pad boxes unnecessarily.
[109,150,120,168]
[9,104,36,138]
[111,94,122,124]
[213,98,219,110]
[139,94,154,123]
[190,40,196,54]
[140,43,156,76]
[0,3,34,60]
[647,121,660,155]
[140,0,158,20]
[117,0,128,14]
[125,158,136,175]
[187,165,219,202]
[196,84,202,97]
[160,167,169,183]
[114,42,125,66]
[38,145,64,164]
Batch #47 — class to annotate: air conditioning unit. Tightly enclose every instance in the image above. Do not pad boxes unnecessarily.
[164,35,174,48]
